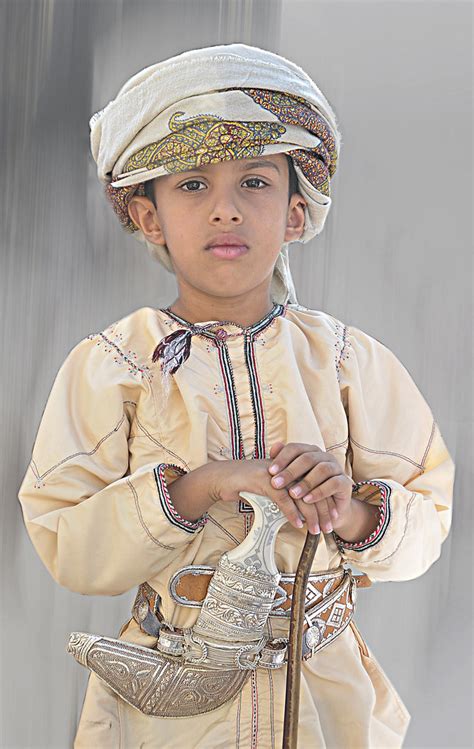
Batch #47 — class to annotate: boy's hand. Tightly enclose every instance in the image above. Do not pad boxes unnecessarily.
[266,441,354,535]
[207,458,315,532]
[207,446,352,534]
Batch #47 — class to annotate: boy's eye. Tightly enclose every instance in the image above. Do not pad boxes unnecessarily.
[179,177,268,192]
[180,180,206,192]
[242,177,267,189]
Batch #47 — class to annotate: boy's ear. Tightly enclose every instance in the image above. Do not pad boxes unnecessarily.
[127,196,166,245]
[284,194,307,243]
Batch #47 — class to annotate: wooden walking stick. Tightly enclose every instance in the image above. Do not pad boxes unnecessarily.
[282,530,321,749]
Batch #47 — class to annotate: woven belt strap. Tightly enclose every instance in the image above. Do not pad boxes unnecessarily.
[132,565,370,661]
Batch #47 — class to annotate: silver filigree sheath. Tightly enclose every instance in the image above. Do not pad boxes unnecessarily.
[191,493,287,649]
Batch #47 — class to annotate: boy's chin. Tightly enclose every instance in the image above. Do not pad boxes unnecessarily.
[205,283,272,300]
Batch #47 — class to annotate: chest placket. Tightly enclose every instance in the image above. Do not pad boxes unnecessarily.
[214,333,245,462]
[214,329,269,519]
[243,331,267,461]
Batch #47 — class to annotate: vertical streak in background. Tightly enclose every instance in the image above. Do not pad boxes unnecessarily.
[218,0,282,45]
[0,2,284,748]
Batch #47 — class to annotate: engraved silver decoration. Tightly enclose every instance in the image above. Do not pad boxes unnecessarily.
[190,493,287,664]
[67,632,249,717]
[66,493,356,717]
[305,623,323,650]
[67,632,101,667]
[157,627,185,656]
[67,492,289,717]
[136,600,149,623]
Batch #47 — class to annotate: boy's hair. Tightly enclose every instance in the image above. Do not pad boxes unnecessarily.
[143,153,300,207]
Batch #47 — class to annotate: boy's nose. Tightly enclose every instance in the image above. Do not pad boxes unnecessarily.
[208,194,243,224]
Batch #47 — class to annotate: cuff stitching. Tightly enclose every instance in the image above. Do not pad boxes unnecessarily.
[334,480,391,552]
[153,463,208,534]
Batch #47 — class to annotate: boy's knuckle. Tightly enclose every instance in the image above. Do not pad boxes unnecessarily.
[297,477,310,493]
[285,443,302,460]
[318,502,330,519]
[283,465,297,482]
[288,509,300,524]
[310,487,320,501]
[301,453,316,470]
[319,461,335,479]
[310,509,321,527]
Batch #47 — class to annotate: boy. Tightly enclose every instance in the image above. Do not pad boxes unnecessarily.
[18,44,455,748]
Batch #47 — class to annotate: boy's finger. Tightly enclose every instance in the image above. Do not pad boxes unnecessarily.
[268,441,286,462]
[270,442,324,471]
[271,491,305,529]
[273,456,336,493]
[301,475,351,504]
[312,497,333,533]
[326,496,339,521]
[294,498,320,535]
[268,442,323,475]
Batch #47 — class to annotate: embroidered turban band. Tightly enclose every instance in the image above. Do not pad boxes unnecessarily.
[89,44,342,304]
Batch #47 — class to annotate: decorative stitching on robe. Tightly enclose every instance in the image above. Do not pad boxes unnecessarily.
[133,416,191,470]
[235,688,242,749]
[30,414,127,483]
[334,321,351,382]
[127,477,174,550]
[421,420,436,468]
[350,437,426,470]
[207,514,240,545]
[268,669,276,749]
[87,330,153,380]
[371,492,417,564]
[326,437,349,451]
[250,671,259,748]
[216,340,245,460]
[244,333,267,459]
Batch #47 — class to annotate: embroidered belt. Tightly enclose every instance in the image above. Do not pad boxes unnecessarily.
[132,565,346,634]
[169,564,351,614]
[132,563,359,662]
[67,492,368,718]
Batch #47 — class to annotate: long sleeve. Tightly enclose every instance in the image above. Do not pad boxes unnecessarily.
[18,334,206,596]
[335,325,455,582]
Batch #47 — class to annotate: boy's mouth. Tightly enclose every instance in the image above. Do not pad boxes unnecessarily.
[206,233,249,260]
[208,246,249,259]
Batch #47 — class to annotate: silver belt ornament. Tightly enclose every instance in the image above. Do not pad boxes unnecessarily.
[67,492,351,735]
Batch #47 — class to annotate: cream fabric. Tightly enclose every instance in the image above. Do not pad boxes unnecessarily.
[89,43,342,304]
[18,303,454,747]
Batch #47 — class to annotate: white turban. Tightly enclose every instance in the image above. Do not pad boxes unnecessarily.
[89,43,342,304]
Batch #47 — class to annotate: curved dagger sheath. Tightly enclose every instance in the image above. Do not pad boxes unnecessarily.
[67,492,288,717]
[67,631,250,717]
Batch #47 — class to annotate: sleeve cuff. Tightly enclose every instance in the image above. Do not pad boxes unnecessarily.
[333,480,392,552]
[153,463,208,535]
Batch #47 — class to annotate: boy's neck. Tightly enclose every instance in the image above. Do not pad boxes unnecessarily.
[168,290,278,328]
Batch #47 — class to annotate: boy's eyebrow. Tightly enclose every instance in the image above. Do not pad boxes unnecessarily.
[182,159,281,175]
[237,159,281,173]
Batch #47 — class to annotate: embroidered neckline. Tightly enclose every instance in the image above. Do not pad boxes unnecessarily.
[152,302,286,379]
[157,302,286,340]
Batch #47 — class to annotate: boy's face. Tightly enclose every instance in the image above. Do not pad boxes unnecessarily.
[128,153,306,301]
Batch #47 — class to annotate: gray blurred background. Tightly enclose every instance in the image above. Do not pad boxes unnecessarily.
[1,1,472,747]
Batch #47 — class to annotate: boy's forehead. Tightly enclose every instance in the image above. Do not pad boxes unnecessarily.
[168,154,287,176]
